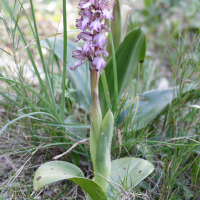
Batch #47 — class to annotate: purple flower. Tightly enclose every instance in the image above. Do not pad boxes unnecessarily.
[72,49,86,60]
[82,41,92,53]
[76,18,82,29]
[72,49,82,54]
[95,49,109,57]
[93,31,106,47]
[77,31,93,41]
[92,57,106,72]
[81,2,92,9]
[102,8,113,19]
[81,17,90,30]
[90,19,101,32]
[72,54,86,60]
[70,60,83,71]
[79,10,93,18]
[78,0,88,7]
[70,0,114,73]
[89,0,95,4]
[100,1,114,10]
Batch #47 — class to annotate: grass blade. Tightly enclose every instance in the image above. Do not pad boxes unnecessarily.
[29,0,56,110]
[61,0,68,121]
[101,70,112,111]
[2,0,50,103]
[84,63,89,125]
[0,77,61,120]
[18,0,36,38]
[108,19,118,113]
[0,74,40,113]
[43,122,90,129]
[0,112,59,135]
[0,91,22,108]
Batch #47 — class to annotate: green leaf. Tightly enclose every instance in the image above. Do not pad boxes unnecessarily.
[99,28,146,116]
[144,0,153,8]
[64,115,86,138]
[118,84,196,131]
[71,152,80,167]
[191,157,200,186]
[137,144,154,164]
[40,38,91,109]
[33,161,107,200]
[107,158,154,198]
[0,195,6,200]
[95,110,114,191]
[193,145,200,154]
[106,0,121,60]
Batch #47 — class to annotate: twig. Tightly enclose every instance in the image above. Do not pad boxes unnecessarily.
[166,136,200,144]
[53,138,89,159]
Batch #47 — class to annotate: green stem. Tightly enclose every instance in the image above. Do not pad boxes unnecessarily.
[89,68,102,180]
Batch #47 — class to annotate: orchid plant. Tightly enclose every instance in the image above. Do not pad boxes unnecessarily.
[33,0,154,199]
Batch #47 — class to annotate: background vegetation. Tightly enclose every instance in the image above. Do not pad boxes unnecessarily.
[0,0,200,199]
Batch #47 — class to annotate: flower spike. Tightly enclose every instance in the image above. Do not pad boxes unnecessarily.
[70,0,114,73]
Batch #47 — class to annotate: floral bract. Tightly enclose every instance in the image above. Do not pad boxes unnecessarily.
[70,0,114,73]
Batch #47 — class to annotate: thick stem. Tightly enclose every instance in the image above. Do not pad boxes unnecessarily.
[90,69,99,97]
[90,68,102,179]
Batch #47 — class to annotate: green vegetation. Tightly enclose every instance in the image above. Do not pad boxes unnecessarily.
[0,0,200,199]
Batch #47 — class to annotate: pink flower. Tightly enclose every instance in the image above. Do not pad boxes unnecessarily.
[79,10,93,18]
[102,8,113,19]
[81,2,92,9]
[79,0,89,7]
[82,41,92,53]
[89,0,95,4]
[72,49,86,60]
[70,0,114,72]
[81,17,90,30]
[90,19,101,32]
[93,31,106,47]
[92,57,106,73]
[95,49,109,57]
[70,60,84,71]
[72,54,86,60]
[100,1,114,11]
[77,31,93,41]
[76,18,82,29]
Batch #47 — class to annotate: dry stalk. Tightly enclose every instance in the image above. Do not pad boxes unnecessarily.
[53,138,89,159]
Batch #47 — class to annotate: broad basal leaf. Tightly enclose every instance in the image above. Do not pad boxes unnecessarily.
[137,144,154,164]
[64,115,87,138]
[107,157,154,199]
[33,161,107,200]
[118,84,196,131]
[95,110,114,191]
[99,28,146,116]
